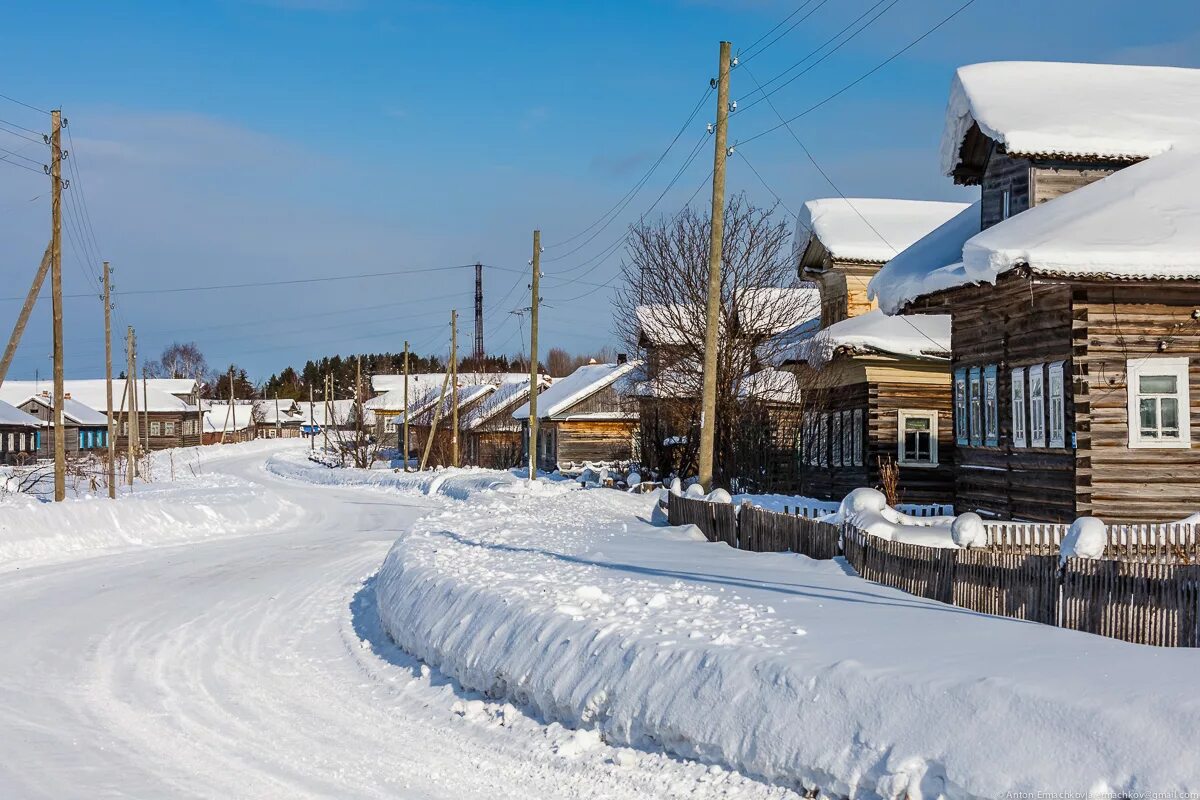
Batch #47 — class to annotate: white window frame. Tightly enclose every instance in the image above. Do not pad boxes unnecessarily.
[149,421,162,437]
[968,367,983,446]
[1001,188,1012,220]
[1048,360,1067,449]
[984,364,999,447]
[1127,357,1191,449]
[953,368,968,446]
[1011,367,1027,448]
[852,408,863,467]
[1029,365,1046,448]
[164,421,176,436]
[897,409,939,468]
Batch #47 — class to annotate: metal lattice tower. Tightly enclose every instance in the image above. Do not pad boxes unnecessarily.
[473,263,484,361]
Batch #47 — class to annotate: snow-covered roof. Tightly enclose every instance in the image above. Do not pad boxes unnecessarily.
[147,378,198,397]
[798,309,951,366]
[797,198,970,264]
[0,380,193,414]
[512,361,640,421]
[463,377,547,430]
[636,304,695,347]
[204,403,256,433]
[872,146,1200,309]
[20,394,110,426]
[371,372,529,395]
[254,398,303,424]
[296,399,372,427]
[868,202,981,315]
[0,399,41,428]
[940,61,1200,176]
[637,287,820,348]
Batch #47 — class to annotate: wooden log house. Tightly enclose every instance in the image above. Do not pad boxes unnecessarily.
[869,61,1200,523]
[787,198,970,503]
[0,400,42,465]
[513,360,641,474]
[461,377,548,469]
[16,393,111,459]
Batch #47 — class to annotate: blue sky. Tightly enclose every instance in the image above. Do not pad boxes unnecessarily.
[1,0,1198,380]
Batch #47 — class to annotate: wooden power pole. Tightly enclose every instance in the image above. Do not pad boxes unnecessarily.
[697,41,731,492]
[0,244,52,389]
[102,262,116,498]
[450,309,459,468]
[126,326,138,484]
[402,340,410,471]
[50,109,66,501]
[527,230,541,481]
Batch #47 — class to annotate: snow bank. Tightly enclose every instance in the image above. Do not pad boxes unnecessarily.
[0,471,302,566]
[339,467,1200,798]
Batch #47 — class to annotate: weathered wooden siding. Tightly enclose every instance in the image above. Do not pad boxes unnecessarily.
[1030,164,1117,206]
[798,382,871,500]
[980,152,1031,230]
[465,430,523,469]
[1074,283,1200,522]
[873,380,956,504]
[552,419,636,470]
[809,259,884,327]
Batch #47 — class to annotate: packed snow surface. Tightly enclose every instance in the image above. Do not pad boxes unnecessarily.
[939,61,1200,175]
[797,198,969,264]
[797,308,950,365]
[0,441,796,799]
[351,462,1200,798]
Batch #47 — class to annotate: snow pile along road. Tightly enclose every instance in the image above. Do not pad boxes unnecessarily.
[0,448,303,566]
[278,457,1200,799]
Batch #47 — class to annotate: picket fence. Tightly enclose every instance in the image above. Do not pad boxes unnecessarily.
[667,493,1200,647]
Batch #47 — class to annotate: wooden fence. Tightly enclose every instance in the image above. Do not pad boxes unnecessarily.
[666,493,1200,647]
[984,521,1200,562]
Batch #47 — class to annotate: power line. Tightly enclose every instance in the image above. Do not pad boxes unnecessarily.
[0,263,498,302]
[740,0,833,64]
[735,0,981,149]
[737,0,900,114]
[0,92,49,115]
[0,116,45,139]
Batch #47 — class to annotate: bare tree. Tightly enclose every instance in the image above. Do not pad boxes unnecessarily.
[613,194,817,488]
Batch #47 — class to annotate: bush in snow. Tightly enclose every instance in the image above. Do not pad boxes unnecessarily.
[684,483,705,498]
[706,488,732,504]
[1061,516,1107,563]
[951,512,987,548]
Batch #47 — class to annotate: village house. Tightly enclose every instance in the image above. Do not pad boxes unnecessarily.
[367,372,531,440]
[0,400,42,465]
[203,402,257,444]
[786,198,972,503]
[0,379,201,451]
[15,393,111,460]
[460,377,549,469]
[254,397,303,439]
[869,61,1200,523]
[632,287,820,480]
[391,381,497,465]
[513,360,641,474]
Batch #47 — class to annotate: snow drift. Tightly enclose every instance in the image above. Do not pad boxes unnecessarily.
[266,457,1200,799]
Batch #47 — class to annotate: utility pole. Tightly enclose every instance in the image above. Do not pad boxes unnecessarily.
[697,41,731,492]
[102,262,116,498]
[220,367,234,444]
[309,382,315,452]
[195,369,204,447]
[402,340,410,471]
[473,263,484,363]
[142,370,150,454]
[450,309,459,468]
[275,393,280,438]
[322,373,330,452]
[527,230,541,481]
[355,355,363,458]
[127,326,138,484]
[419,372,452,472]
[50,109,65,502]
[0,245,51,388]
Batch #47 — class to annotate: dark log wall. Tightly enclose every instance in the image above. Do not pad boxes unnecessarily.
[874,380,956,505]
[551,419,637,470]
[980,152,1032,230]
[798,382,871,500]
[1075,282,1200,522]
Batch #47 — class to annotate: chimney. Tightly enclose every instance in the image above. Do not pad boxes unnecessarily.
[64,392,71,400]
[41,390,49,398]
[616,353,627,365]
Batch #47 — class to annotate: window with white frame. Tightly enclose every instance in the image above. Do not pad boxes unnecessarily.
[164,421,175,436]
[852,408,863,467]
[1127,357,1191,448]
[840,410,853,466]
[954,368,968,446]
[831,412,842,467]
[968,367,983,446]
[1048,361,1066,448]
[1011,367,1027,448]
[898,410,938,467]
[122,421,129,436]
[1001,188,1012,220]
[1029,365,1046,447]
[984,364,999,446]
[150,421,161,437]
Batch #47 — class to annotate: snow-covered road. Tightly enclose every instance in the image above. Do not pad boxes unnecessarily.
[0,443,793,799]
